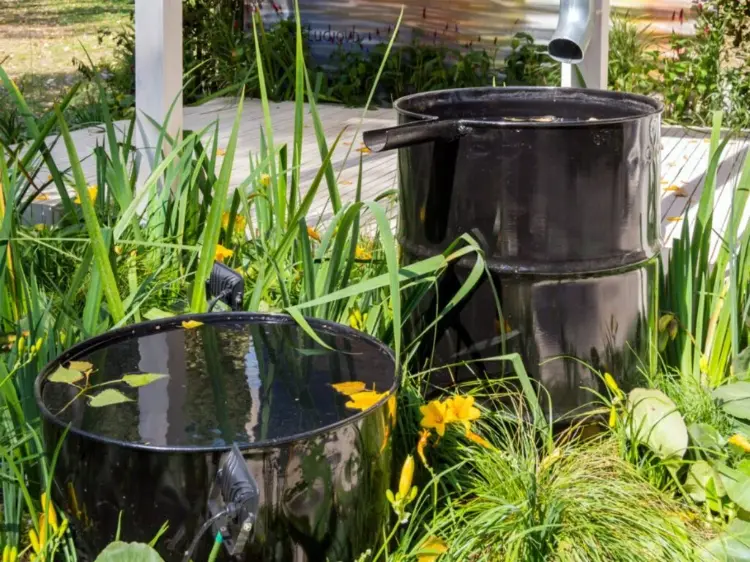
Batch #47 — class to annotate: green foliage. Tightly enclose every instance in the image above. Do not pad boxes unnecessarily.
[502,32,561,87]
[383,378,707,562]
[326,39,501,107]
[608,6,750,128]
[607,13,660,94]
[595,112,750,558]
[94,542,164,562]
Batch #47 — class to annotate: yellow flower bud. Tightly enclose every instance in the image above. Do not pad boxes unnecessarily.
[17,337,25,355]
[28,529,40,554]
[398,455,415,499]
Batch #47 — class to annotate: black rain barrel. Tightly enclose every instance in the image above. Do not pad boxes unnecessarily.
[364,87,661,419]
[35,313,397,561]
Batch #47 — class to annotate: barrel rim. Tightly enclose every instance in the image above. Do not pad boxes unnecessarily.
[393,86,663,127]
[34,312,399,454]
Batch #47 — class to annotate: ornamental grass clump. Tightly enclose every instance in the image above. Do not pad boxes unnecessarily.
[428,425,707,561]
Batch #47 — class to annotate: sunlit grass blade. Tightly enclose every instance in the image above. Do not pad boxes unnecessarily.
[54,106,125,323]
[189,91,246,312]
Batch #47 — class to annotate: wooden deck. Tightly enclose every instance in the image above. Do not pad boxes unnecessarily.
[30,98,750,253]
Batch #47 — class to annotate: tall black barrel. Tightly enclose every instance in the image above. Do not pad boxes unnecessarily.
[365,87,661,418]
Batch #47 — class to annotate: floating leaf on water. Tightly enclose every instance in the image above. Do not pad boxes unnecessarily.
[332,381,367,396]
[345,390,386,411]
[94,541,165,562]
[666,216,683,223]
[68,361,93,372]
[89,389,132,408]
[181,320,204,330]
[626,388,688,459]
[122,374,169,388]
[49,366,84,385]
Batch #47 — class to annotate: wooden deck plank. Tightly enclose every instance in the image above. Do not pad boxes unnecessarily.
[28,99,749,256]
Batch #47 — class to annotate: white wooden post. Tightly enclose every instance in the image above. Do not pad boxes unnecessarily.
[134,0,183,179]
[562,0,610,89]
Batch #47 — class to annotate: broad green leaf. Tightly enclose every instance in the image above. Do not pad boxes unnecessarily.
[143,308,174,321]
[704,536,750,562]
[685,460,725,503]
[704,520,750,561]
[68,361,94,372]
[689,423,725,453]
[714,383,750,421]
[122,374,169,388]
[94,541,165,562]
[627,388,688,459]
[89,389,132,408]
[734,347,750,381]
[715,462,750,511]
[49,366,84,385]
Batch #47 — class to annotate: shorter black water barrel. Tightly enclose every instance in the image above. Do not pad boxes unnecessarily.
[35,313,397,561]
[364,87,661,419]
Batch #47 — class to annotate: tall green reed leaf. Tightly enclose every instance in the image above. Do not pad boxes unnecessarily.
[54,107,125,323]
[189,92,246,312]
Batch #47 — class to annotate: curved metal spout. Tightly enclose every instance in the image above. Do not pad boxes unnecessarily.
[549,0,595,64]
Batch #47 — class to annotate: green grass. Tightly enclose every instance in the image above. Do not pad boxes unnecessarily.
[0,0,132,111]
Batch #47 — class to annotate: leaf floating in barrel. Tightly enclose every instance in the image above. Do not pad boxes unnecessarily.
[332,381,367,396]
[49,366,84,385]
[68,360,93,372]
[181,320,204,329]
[122,373,169,388]
[345,390,387,411]
[89,389,132,408]
[667,216,683,222]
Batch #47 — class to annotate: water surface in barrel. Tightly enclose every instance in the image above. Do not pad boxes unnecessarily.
[41,319,395,448]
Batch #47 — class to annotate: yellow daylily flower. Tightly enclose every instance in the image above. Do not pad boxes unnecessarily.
[215,244,234,262]
[355,245,372,260]
[348,307,368,331]
[181,320,204,330]
[417,537,448,562]
[221,211,247,233]
[728,434,750,453]
[35,193,49,201]
[331,381,367,396]
[345,390,386,411]
[307,226,321,242]
[445,395,480,432]
[419,400,454,437]
[417,429,431,467]
[465,429,494,450]
[73,185,97,204]
[216,148,226,156]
